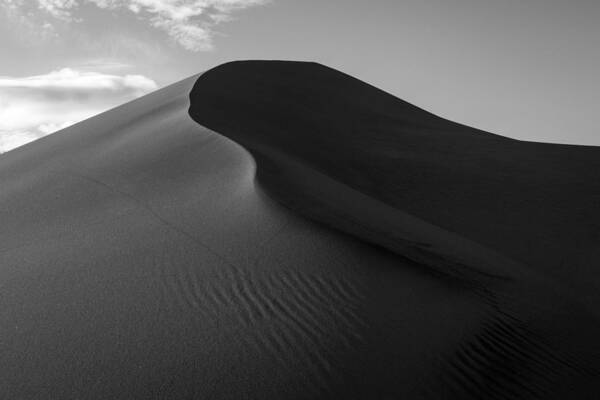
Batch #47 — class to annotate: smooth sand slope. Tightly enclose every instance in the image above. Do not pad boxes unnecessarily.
[0,61,598,399]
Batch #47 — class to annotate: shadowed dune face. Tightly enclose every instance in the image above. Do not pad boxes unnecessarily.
[189,61,600,304]
[0,62,599,399]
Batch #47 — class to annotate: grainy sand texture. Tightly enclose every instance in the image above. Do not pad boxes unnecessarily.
[0,61,599,399]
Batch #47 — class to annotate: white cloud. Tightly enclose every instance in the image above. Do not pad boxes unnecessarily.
[0,68,157,153]
[1,0,270,50]
[37,0,78,20]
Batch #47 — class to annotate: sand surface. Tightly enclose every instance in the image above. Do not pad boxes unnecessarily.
[0,61,599,399]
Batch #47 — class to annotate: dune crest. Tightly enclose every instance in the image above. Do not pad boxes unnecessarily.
[189,61,600,300]
[189,62,599,283]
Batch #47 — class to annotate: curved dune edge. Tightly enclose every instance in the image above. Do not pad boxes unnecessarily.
[187,61,597,296]
[189,63,521,285]
[188,61,600,389]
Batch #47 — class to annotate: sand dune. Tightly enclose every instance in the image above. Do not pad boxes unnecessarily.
[0,61,599,399]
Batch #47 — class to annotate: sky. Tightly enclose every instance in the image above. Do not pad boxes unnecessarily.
[1,0,599,153]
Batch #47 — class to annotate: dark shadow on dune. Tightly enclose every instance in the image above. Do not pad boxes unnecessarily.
[188,60,600,398]
[188,61,600,289]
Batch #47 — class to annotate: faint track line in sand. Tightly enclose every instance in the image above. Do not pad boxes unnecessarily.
[53,170,242,269]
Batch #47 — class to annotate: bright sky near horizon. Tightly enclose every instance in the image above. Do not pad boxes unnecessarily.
[1,0,599,153]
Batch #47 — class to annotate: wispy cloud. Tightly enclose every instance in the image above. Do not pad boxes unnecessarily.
[1,0,270,51]
[37,0,79,20]
[0,68,157,153]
